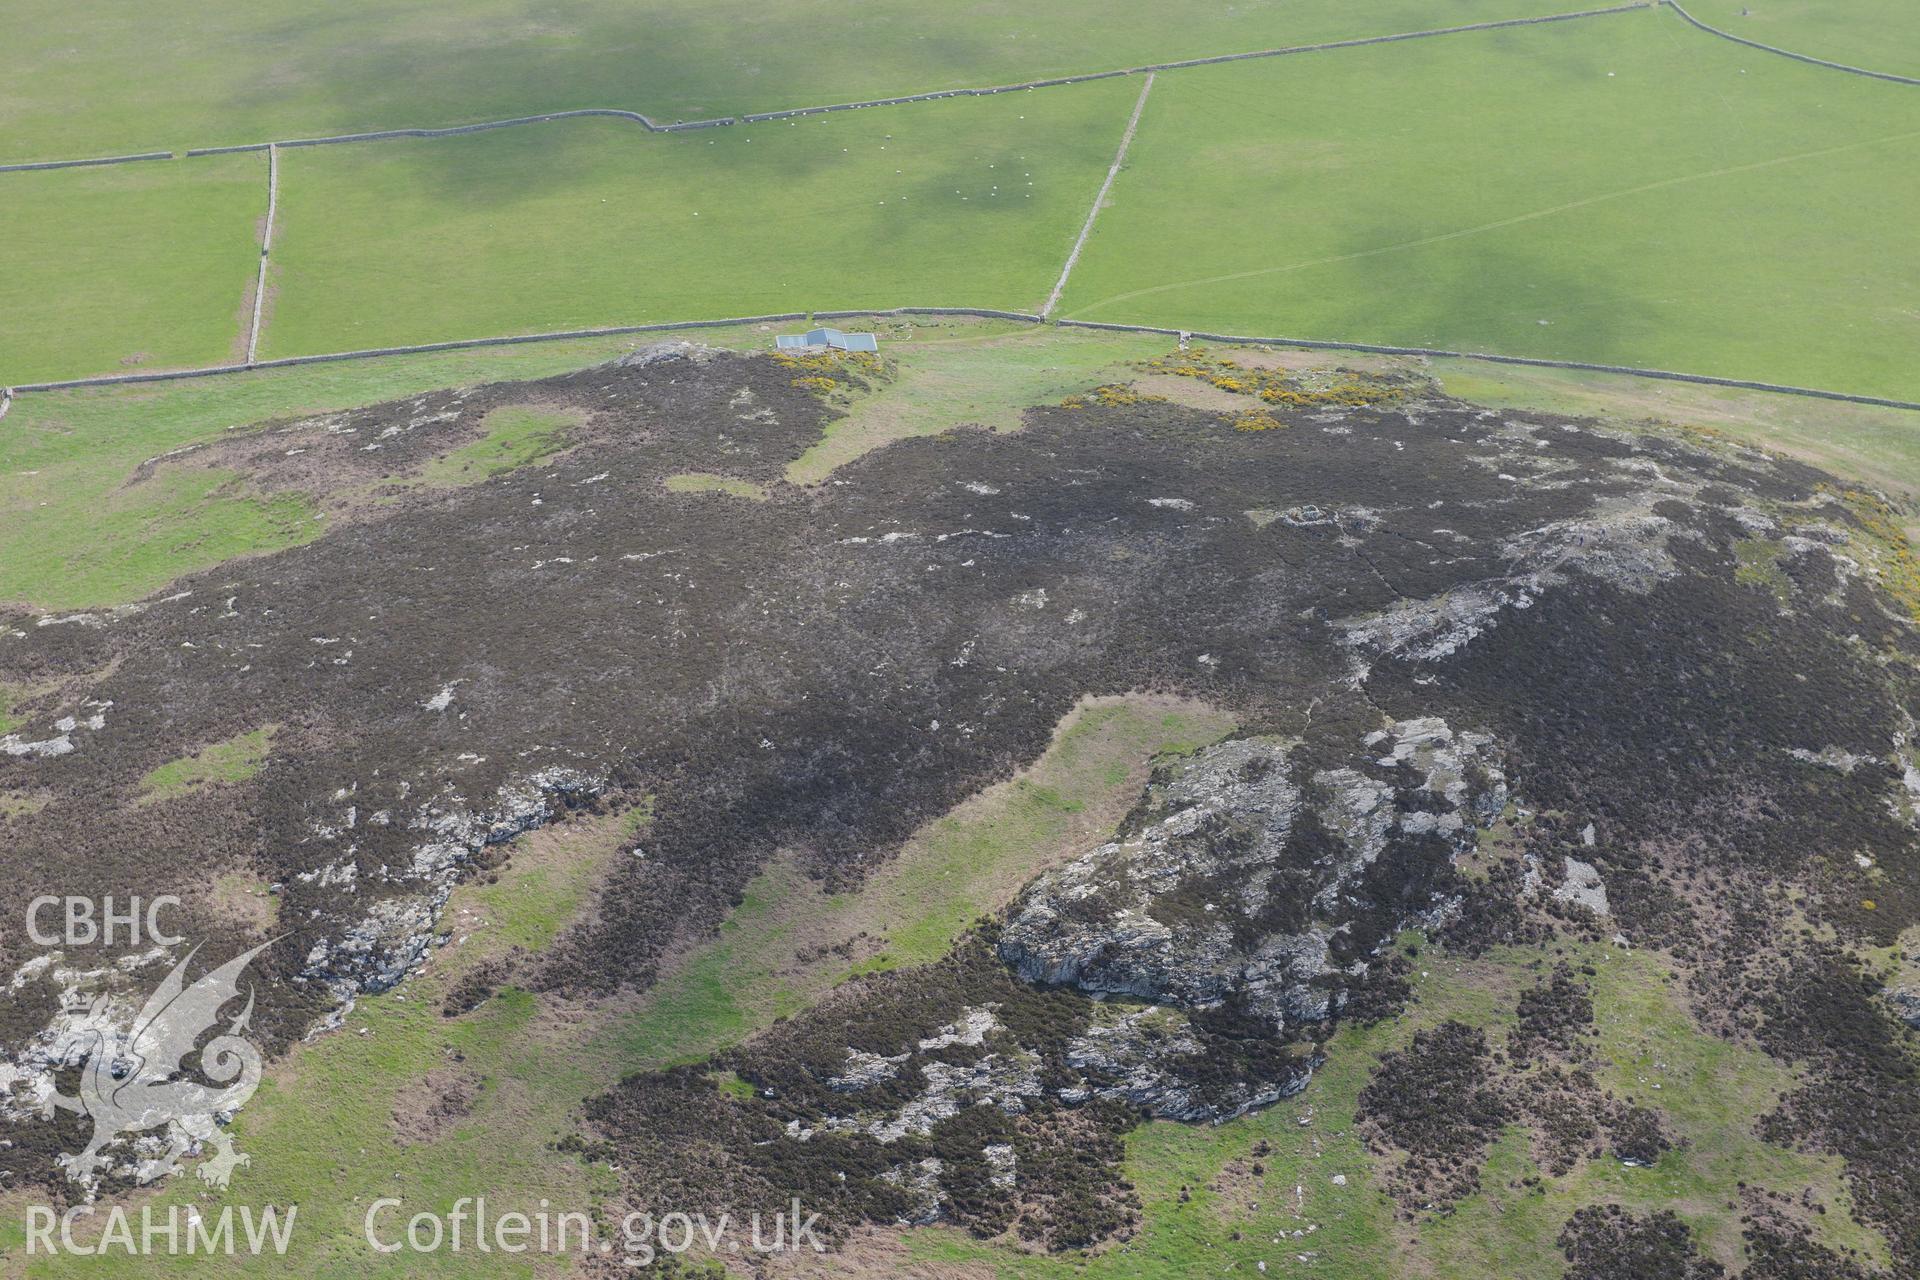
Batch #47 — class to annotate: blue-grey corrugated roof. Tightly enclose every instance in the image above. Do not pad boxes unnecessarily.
[777,327,879,352]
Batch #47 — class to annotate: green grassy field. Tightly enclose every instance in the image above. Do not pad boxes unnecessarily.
[7,5,1918,399]
[263,79,1134,355]
[0,333,659,611]
[1,0,1559,164]
[1060,6,1920,399]
[1693,0,1920,78]
[0,154,264,385]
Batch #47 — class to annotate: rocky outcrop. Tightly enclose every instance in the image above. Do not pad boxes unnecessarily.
[0,763,606,1170]
[999,719,1506,1037]
[1061,1004,1293,1122]
[1338,496,1687,665]
[296,766,603,1006]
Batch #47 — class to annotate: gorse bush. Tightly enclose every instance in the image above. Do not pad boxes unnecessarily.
[1059,383,1167,409]
[1137,347,1408,413]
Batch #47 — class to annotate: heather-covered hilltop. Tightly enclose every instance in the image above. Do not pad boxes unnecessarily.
[4,338,1915,1278]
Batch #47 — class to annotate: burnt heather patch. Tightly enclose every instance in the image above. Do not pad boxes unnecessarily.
[1559,1204,1726,1280]
[0,346,1916,1264]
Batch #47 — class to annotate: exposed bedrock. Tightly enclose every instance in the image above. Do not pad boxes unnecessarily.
[1000,719,1505,1034]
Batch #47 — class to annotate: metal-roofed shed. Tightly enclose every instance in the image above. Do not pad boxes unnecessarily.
[776,326,880,353]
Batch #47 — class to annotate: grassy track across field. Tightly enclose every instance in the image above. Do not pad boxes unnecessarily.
[1060,7,1920,401]
[262,80,1135,356]
[0,155,263,385]
[0,0,1560,164]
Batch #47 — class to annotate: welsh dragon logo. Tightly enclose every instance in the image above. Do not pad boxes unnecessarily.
[44,940,273,1188]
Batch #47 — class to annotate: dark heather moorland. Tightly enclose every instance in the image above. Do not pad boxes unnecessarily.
[1,346,1917,1277]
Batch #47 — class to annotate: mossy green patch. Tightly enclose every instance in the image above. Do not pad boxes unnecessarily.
[205,868,279,931]
[711,1070,758,1102]
[1823,485,1920,624]
[0,789,51,820]
[663,472,769,500]
[416,403,582,486]
[1733,536,1791,599]
[137,727,275,802]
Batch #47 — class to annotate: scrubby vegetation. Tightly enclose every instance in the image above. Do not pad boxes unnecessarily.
[1558,1205,1724,1280]
[1358,1021,1509,1211]
[1136,348,1409,413]
[1060,383,1167,410]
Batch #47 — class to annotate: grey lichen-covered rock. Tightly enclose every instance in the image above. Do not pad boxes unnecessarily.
[605,341,723,369]
[999,720,1505,1036]
[826,1048,907,1093]
[1337,495,1686,664]
[1552,856,1612,917]
[818,1005,1045,1145]
[1063,1004,1297,1122]
[1888,988,1920,1031]
[297,766,603,1003]
[983,1142,1017,1190]
[881,1157,946,1226]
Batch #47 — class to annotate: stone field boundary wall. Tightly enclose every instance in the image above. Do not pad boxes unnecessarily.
[10,308,1917,413]
[3,3,1651,171]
